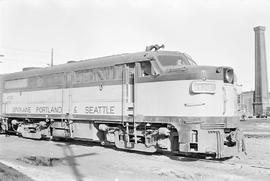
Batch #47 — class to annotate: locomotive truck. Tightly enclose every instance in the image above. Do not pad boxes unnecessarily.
[0,45,244,158]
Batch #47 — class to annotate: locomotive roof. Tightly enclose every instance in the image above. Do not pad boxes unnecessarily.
[2,50,181,80]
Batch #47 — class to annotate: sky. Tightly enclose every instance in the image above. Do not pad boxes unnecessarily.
[1,0,270,91]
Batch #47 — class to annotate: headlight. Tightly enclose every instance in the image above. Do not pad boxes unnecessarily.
[190,81,216,94]
[224,68,234,83]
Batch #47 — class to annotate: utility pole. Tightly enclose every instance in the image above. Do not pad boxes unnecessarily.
[51,48,54,67]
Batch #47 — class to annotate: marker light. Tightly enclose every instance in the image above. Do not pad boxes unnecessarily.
[191,81,216,94]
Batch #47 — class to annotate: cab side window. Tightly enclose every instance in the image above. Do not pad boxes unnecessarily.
[139,61,155,77]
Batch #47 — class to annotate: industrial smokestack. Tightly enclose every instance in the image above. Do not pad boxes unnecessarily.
[254,26,269,116]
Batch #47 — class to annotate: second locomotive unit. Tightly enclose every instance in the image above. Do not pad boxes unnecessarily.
[0,45,244,158]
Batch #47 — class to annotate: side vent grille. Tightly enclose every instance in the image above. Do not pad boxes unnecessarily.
[200,123,225,129]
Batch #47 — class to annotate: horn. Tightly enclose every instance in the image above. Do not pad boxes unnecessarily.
[145,44,165,51]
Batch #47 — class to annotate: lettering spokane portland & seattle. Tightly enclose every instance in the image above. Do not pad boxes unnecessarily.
[12,107,32,113]
[85,106,115,115]
[35,106,63,113]
[13,106,63,114]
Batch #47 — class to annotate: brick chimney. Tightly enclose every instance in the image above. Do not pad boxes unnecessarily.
[254,26,269,116]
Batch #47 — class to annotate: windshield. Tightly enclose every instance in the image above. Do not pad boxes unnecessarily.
[157,54,197,71]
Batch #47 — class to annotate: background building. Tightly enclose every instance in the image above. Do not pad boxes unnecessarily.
[239,91,270,117]
[238,91,254,117]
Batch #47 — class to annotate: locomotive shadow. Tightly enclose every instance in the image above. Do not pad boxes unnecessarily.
[166,153,233,162]
[112,147,233,162]
[59,139,233,163]
[52,138,102,147]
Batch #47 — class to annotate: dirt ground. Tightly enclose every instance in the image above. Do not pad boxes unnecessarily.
[0,161,34,181]
[0,119,270,181]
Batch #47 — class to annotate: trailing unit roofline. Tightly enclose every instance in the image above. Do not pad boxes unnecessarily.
[2,51,181,80]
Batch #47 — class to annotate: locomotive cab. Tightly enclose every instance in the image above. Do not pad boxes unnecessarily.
[135,52,243,158]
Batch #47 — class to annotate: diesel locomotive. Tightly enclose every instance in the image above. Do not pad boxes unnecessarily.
[0,45,244,158]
